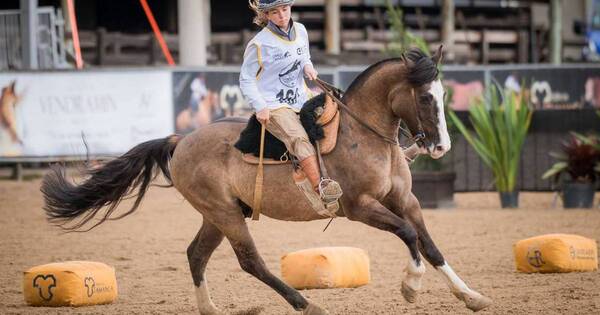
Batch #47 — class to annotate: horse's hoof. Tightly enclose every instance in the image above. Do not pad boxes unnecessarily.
[401,281,418,303]
[452,290,492,312]
[302,302,329,315]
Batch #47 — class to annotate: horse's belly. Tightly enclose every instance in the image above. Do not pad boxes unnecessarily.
[232,161,331,221]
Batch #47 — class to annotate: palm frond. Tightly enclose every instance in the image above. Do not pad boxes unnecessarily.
[448,85,532,192]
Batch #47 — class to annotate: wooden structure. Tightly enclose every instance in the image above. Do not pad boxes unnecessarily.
[71,0,586,66]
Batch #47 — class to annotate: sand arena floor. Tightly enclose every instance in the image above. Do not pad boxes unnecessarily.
[0,177,599,314]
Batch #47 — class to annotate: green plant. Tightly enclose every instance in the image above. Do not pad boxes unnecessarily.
[385,0,429,57]
[448,85,532,192]
[542,132,600,184]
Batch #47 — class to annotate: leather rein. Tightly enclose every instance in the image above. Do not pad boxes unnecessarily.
[314,78,425,147]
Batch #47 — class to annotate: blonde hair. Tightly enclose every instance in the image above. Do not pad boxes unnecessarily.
[249,0,268,27]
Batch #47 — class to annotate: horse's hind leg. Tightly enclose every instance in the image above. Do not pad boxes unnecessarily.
[187,219,224,315]
[403,194,492,312]
[218,216,328,315]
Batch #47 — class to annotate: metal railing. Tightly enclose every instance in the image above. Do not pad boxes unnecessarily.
[0,10,22,69]
[0,7,69,70]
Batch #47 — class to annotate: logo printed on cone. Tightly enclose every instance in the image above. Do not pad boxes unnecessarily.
[32,274,57,301]
[526,248,545,268]
[84,277,96,297]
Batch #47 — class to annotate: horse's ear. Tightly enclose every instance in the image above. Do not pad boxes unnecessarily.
[432,45,443,65]
[8,81,16,91]
[401,52,413,69]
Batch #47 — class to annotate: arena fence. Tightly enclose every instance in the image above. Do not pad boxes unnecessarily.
[0,7,69,70]
[1,64,599,190]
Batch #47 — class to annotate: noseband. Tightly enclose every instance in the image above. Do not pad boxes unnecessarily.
[315,78,426,147]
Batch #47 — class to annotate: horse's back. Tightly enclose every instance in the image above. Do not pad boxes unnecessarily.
[170,119,247,190]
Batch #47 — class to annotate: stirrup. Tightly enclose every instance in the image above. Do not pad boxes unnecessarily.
[318,178,343,214]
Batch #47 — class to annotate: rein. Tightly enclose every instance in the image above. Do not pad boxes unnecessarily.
[314,78,425,147]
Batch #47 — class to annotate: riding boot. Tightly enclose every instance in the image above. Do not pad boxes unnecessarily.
[299,155,343,205]
[299,155,321,191]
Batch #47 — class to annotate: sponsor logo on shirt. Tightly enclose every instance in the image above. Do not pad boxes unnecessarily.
[273,51,291,61]
[279,59,302,88]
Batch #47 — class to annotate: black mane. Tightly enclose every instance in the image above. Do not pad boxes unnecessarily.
[405,48,439,86]
[344,48,438,99]
[344,58,402,98]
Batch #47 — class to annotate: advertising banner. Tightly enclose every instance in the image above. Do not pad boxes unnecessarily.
[172,70,334,134]
[0,70,173,158]
[491,66,600,110]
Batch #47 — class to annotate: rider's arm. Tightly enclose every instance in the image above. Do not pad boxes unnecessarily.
[239,42,267,112]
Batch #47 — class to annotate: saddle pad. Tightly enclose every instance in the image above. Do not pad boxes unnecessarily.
[318,110,340,154]
[317,95,338,125]
[237,93,342,165]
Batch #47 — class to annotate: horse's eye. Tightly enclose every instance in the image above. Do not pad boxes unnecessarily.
[420,94,433,104]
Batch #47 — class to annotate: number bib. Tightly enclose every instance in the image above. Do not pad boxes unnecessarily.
[248,22,312,111]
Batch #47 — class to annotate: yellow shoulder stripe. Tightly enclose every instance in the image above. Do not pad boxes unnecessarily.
[255,43,264,80]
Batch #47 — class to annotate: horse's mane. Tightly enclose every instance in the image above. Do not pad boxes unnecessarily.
[344,58,402,98]
[344,48,438,98]
[404,48,439,86]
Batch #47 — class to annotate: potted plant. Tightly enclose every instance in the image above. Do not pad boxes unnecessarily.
[542,132,600,208]
[409,152,457,209]
[448,85,532,208]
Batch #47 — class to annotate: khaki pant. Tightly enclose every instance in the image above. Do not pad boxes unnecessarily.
[265,107,315,161]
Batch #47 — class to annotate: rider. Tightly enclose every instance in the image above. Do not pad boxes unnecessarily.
[239,0,342,206]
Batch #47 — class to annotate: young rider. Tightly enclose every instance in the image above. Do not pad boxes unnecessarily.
[239,0,342,207]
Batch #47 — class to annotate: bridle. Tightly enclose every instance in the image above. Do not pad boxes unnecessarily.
[314,78,426,148]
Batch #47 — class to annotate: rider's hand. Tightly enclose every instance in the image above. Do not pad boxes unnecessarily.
[256,108,270,125]
[304,64,318,81]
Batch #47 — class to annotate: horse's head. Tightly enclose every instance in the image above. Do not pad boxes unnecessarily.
[1,81,19,105]
[393,46,450,159]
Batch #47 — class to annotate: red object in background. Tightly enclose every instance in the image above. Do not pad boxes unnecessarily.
[139,0,175,66]
[66,0,83,69]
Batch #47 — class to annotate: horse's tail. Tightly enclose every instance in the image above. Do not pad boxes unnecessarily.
[41,134,182,231]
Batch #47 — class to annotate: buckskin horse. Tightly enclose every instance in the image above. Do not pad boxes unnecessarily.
[41,47,492,314]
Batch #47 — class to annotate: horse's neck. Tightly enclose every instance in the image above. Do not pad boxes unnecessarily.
[338,69,402,146]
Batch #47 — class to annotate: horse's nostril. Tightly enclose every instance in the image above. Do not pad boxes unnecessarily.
[435,145,444,152]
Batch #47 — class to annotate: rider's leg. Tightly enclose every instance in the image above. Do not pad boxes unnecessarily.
[265,107,318,189]
[265,107,341,200]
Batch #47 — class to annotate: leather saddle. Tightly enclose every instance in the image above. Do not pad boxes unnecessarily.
[235,92,341,165]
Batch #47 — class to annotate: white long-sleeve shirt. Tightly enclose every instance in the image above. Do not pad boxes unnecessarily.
[239,21,313,112]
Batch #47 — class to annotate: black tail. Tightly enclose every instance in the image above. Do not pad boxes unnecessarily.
[41,135,182,231]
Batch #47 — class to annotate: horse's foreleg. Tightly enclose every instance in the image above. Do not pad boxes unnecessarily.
[187,219,225,315]
[219,217,328,315]
[402,194,492,312]
[345,195,424,302]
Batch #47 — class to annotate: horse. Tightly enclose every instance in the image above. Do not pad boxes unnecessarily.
[0,81,21,145]
[41,47,492,314]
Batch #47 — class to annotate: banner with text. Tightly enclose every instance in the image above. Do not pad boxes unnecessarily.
[0,71,173,158]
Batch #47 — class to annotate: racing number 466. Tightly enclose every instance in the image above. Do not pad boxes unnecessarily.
[276,88,299,105]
